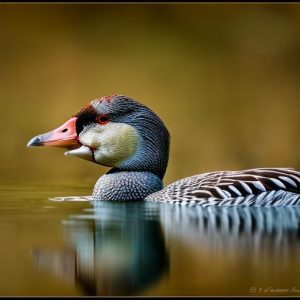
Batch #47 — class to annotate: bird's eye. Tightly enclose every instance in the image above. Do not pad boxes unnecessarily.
[97,114,110,125]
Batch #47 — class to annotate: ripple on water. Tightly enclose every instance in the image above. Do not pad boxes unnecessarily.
[49,196,93,202]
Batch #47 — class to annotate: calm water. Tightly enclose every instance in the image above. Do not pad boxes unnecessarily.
[1,3,300,296]
[1,183,300,296]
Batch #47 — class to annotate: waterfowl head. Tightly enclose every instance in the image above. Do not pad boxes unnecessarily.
[27,95,170,179]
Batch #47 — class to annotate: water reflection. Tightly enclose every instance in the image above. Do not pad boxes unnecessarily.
[32,199,300,296]
[32,201,169,296]
[160,204,300,252]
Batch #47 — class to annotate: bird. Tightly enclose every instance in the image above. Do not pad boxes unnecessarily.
[27,95,300,206]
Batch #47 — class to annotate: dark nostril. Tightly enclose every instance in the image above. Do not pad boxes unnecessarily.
[62,128,68,133]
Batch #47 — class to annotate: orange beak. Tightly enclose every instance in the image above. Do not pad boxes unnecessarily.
[27,117,80,149]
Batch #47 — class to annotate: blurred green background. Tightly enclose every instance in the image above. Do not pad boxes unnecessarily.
[1,4,300,296]
[1,3,300,188]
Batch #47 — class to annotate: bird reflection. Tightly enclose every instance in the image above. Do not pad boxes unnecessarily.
[159,204,300,253]
[31,198,300,296]
[32,201,169,296]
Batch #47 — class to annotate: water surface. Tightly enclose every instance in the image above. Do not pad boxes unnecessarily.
[1,3,300,296]
[1,183,300,296]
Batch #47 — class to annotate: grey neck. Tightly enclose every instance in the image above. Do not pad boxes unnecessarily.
[112,106,170,180]
[92,171,163,201]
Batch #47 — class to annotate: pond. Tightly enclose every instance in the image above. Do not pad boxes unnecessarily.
[1,3,300,297]
[1,183,300,296]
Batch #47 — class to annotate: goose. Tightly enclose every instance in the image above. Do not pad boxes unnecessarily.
[27,95,300,206]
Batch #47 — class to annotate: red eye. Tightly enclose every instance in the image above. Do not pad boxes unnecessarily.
[97,114,109,125]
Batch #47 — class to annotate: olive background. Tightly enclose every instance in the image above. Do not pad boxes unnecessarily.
[1,3,300,296]
[1,3,300,188]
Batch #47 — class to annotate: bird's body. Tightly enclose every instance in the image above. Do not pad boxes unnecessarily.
[27,95,300,206]
[146,168,300,206]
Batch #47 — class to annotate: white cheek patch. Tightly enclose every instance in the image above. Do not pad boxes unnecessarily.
[79,123,139,167]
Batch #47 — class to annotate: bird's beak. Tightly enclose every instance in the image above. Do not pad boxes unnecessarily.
[27,117,80,149]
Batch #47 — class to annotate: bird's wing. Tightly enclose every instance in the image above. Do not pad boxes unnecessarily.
[186,168,300,200]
